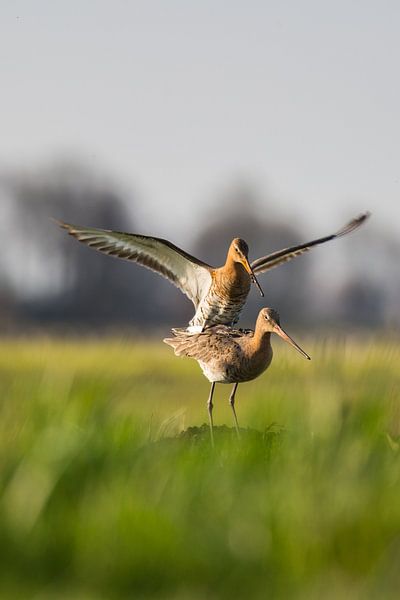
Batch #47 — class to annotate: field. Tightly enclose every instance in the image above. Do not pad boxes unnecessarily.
[0,335,400,599]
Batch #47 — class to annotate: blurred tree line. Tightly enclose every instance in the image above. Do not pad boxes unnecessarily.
[0,160,398,333]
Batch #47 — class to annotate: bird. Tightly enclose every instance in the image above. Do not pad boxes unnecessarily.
[164,307,310,445]
[57,212,369,331]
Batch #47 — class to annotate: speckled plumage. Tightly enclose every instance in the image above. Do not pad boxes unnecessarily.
[190,261,251,329]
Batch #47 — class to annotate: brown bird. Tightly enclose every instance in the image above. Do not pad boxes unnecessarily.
[57,212,369,331]
[164,308,310,444]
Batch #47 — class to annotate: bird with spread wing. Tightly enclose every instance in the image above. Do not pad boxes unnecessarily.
[57,212,370,331]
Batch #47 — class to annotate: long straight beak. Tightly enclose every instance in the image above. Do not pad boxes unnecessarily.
[273,324,311,360]
[243,258,264,297]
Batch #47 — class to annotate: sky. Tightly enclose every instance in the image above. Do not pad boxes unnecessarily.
[1,0,399,241]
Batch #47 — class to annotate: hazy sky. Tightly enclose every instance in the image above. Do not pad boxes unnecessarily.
[1,0,399,239]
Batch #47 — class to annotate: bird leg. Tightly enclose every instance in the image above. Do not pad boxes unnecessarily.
[207,382,215,447]
[229,383,240,437]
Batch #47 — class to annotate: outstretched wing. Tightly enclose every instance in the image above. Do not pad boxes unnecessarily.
[250,212,370,275]
[57,220,213,308]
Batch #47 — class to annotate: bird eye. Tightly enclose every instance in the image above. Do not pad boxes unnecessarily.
[235,247,239,253]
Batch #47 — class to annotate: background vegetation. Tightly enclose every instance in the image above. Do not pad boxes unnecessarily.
[1,336,399,599]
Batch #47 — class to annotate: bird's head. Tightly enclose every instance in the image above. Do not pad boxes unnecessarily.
[257,307,311,360]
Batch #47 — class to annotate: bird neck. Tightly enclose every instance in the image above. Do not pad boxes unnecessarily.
[250,327,272,354]
[223,254,250,284]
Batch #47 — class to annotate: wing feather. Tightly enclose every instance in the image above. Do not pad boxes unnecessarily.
[251,212,370,275]
[164,326,251,361]
[56,220,213,307]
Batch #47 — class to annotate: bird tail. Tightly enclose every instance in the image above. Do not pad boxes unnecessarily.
[163,332,198,357]
[171,327,187,335]
[163,336,184,356]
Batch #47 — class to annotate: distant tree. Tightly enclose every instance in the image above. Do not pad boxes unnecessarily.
[334,230,400,329]
[0,287,17,332]
[0,160,165,329]
[337,278,386,328]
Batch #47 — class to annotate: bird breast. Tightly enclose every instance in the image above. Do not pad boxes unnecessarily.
[216,265,251,299]
[191,266,251,327]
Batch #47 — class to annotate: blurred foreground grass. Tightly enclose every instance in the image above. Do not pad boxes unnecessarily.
[0,336,400,599]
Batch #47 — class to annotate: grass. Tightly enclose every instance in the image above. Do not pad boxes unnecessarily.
[0,335,400,598]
